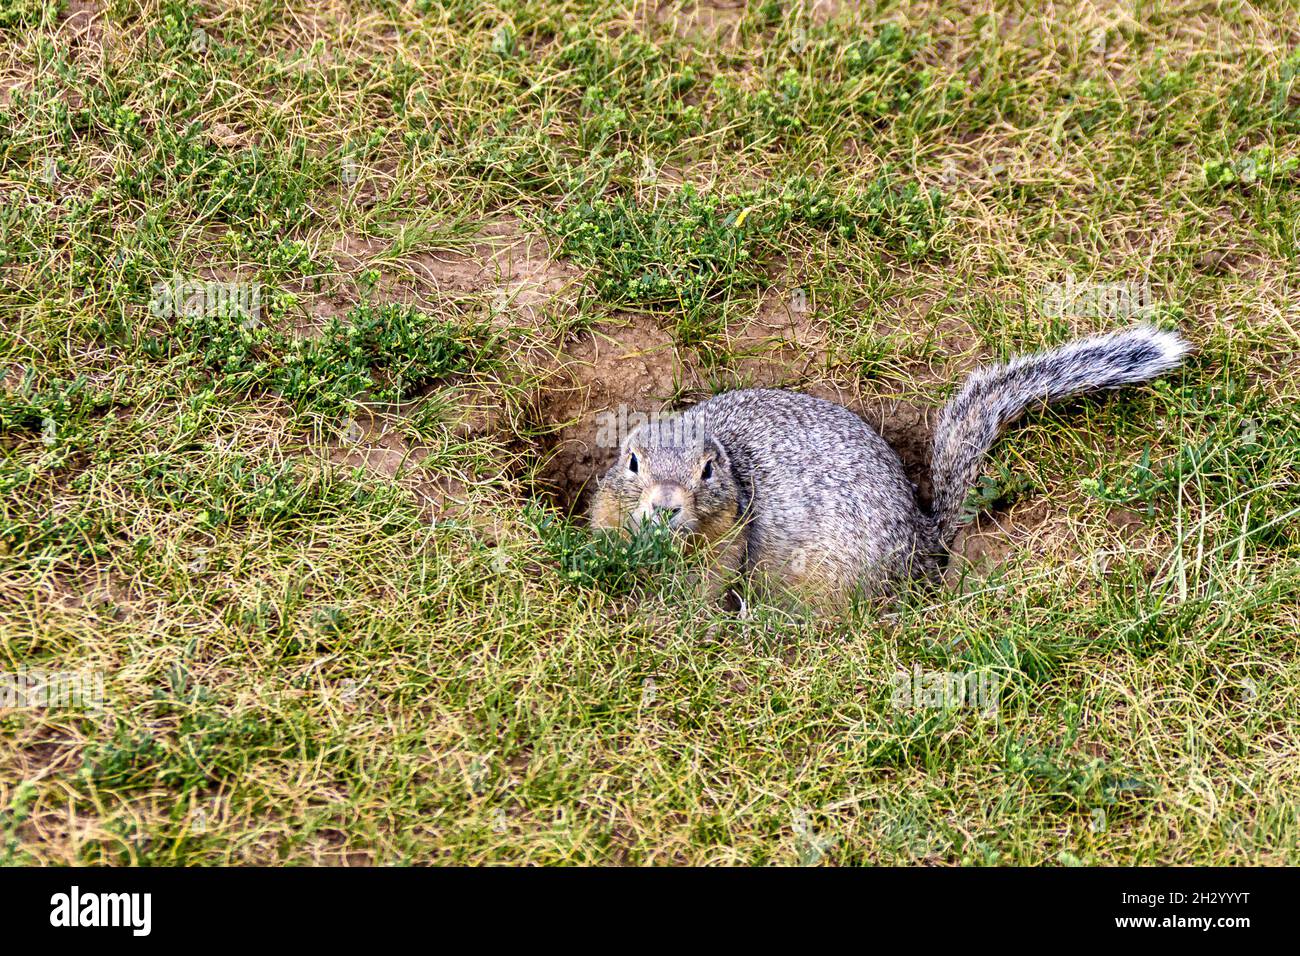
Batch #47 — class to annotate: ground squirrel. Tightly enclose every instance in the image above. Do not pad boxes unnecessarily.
[590,324,1190,605]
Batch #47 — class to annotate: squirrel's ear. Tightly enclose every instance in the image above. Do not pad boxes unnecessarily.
[704,436,730,470]
[622,422,645,454]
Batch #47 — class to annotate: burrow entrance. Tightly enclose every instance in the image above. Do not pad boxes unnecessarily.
[528,312,940,520]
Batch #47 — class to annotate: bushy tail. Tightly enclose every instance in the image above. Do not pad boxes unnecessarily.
[930,324,1190,549]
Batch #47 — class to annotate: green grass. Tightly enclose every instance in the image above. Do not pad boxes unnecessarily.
[1,0,1298,865]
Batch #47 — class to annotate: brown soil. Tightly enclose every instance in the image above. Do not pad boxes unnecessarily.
[532,311,698,516]
[324,407,468,520]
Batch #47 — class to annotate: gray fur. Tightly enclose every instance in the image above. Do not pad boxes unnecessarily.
[591,323,1189,603]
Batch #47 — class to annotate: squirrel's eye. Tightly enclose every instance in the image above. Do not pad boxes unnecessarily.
[701,459,713,481]
[627,452,639,474]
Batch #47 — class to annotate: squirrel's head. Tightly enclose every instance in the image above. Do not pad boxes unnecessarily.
[593,416,740,541]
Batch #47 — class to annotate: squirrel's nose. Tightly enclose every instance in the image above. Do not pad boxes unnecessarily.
[653,503,683,521]
[636,484,687,527]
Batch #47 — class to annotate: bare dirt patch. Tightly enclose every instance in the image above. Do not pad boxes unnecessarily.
[389,219,584,329]
[533,312,700,515]
[324,405,470,520]
[722,286,834,389]
[654,1,749,46]
[945,500,1160,587]
[946,499,1055,583]
[60,0,104,52]
[324,219,593,516]
[327,218,586,342]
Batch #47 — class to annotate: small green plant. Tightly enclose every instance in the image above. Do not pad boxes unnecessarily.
[1001,714,1155,816]
[171,300,489,416]
[552,26,704,149]
[1203,144,1298,187]
[0,781,39,865]
[0,0,56,30]
[545,184,758,312]
[0,372,108,437]
[134,124,316,232]
[761,174,945,254]
[546,174,942,342]
[83,709,311,793]
[960,461,1037,524]
[718,21,970,145]
[530,508,679,595]
[1139,65,1197,106]
[82,726,168,791]
[132,455,331,529]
